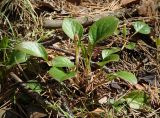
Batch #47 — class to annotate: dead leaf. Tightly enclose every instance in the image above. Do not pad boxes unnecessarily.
[91,108,105,114]
[31,112,47,118]
[98,96,107,104]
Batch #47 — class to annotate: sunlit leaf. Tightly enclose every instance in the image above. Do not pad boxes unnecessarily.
[49,67,76,82]
[16,41,48,60]
[51,56,74,68]
[89,16,119,45]
[110,90,148,111]
[102,47,120,59]
[26,80,43,94]
[62,18,83,40]
[97,54,119,66]
[113,71,137,84]
[133,21,151,34]
[49,67,66,81]
[125,90,148,109]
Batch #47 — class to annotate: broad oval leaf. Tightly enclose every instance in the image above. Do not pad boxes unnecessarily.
[8,50,28,66]
[16,41,48,60]
[113,71,137,85]
[97,54,119,66]
[49,67,76,82]
[51,56,74,68]
[102,47,120,59]
[89,16,119,45]
[125,90,148,109]
[26,80,43,94]
[62,18,83,40]
[133,21,151,34]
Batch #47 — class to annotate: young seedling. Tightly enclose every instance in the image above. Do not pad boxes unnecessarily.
[122,21,151,50]
[11,16,139,85]
[62,18,83,82]
[62,16,138,85]
[110,90,148,112]
[87,16,119,73]
[62,16,119,74]
[97,47,120,67]
[49,56,76,82]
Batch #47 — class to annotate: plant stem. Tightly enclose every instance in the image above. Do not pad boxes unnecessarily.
[74,35,80,83]
[121,24,127,50]
[86,44,94,74]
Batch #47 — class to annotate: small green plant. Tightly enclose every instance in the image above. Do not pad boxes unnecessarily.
[122,21,151,50]
[133,21,151,35]
[62,16,119,74]
[110,90,148,112]
[9,41,76,83]
[97,47,120,67]
[48,56,76,82]
[5,16,141,85]
[62,16,138,85]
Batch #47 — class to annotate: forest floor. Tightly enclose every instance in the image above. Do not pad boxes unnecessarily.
[0,0,160,117]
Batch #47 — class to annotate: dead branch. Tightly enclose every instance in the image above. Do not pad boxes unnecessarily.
[43,9,125,29]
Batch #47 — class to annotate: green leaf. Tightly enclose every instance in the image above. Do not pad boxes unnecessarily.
[49,67,76,82]
[0,37,9,49]
[51,56,74,68]
[113,71,137,85]
[16,41,48,60]
[62,71,76,81]
[49,67,66,81]
[8,50,28,66]
[97,54,119,66]
[133,21,151,34]
[89,16,119,45]
[102,47,120,59]
[62,18,83,40]
[125,90,148,109]
[125,42,136,50]
[26,80,43,94]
